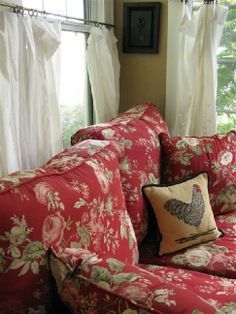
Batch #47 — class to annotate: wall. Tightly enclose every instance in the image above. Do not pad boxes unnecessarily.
[114,0,167,117]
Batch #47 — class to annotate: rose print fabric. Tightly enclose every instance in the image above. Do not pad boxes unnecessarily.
[71,103,170,244]
[159,131,236,215]
[0,140,138,313]
[140,211,236,279]
[50,247,236,313]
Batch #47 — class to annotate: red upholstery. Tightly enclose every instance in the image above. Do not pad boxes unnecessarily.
[1,103,235,314]
[50,247,236,314]
[0,140,138,313]
[71,103,170,244]
[160,132,236,215]
[140,211,236,279]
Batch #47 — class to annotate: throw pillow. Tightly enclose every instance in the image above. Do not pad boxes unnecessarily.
[160,131,236,215]
[71,103,170,244]
[142,173,221,256]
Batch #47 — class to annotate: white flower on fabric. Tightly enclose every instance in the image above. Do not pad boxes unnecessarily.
[176,138,199,149]
[102,128,115,139]
[34,182,64,211]
[86,161,110,194]
[185,249,212,267]
[220,151,233,166]
[183,138,199,146]
[34,182,53,205]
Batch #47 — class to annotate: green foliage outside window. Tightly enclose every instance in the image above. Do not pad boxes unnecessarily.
[60,105,86,148]
[217,0,236,133]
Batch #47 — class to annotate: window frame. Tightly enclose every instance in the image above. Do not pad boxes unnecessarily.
[61,21,94,127]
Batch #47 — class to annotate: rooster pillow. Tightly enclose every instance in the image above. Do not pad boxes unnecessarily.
[142,173,221,256]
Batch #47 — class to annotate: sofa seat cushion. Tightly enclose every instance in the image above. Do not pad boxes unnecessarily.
[139,211,236,279]
[159,131,236,216]
[0,140,138,314]
[71,103,170,244]
[50,247,236,314]
[140,264,236,312]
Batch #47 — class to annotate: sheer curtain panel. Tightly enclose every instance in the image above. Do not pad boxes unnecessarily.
[165,0,228,136]
[0,12,62,177]
[85,0,120,123]
[86,26,120,123]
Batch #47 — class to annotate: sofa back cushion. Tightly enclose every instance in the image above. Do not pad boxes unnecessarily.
[71,103,170,244]
[0,140,138,314]
[160,131,236,216]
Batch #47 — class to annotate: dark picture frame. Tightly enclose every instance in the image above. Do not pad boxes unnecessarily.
[123,2,161,53]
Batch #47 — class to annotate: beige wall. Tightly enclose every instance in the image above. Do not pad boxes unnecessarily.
[115,0,167,117]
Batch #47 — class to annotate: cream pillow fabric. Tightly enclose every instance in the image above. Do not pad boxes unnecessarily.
[142,173,221,256]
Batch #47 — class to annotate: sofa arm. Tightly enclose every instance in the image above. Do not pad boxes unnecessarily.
[49,248,215,314]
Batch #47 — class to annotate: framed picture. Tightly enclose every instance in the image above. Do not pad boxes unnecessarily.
[123,2,161,53]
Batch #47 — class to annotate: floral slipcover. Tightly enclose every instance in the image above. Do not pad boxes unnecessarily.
[0,140,138,314]
[71,103,170,244]
[159,131,236,215]
[50,247,236,314]
[140,211,236,279]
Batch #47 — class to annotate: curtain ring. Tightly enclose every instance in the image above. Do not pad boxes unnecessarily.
[14,6,24,15]
[33,9,39,17]
[28,8,34,17]
[28,9,38,17]
[19,7,24,15]
[41,10,47,18]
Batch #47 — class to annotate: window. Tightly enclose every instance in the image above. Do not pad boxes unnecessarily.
[193,1,236,133]
[217,0,236,133]
[23,0,92,147]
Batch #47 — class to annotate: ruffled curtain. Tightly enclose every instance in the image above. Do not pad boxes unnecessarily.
[0,12,62,176]
[165,0,228,136]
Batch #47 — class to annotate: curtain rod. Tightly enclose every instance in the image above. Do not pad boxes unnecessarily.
[0,1,115,28]
[181,0,217,3]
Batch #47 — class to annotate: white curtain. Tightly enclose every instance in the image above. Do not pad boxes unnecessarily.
[0,12,62,177]
[85,0,120,123]
[165,0,228,136]
[86,26,120,123]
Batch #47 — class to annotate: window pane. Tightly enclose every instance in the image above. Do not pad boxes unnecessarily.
[23,0,42,10]
[217,112,236,133]
[59,31,88,148]
[217,3,236,132]
[44,0,66,15]
[217,62,236,111]
[23,0,84,17]
[67,0,84,18]
[218,6,236,58]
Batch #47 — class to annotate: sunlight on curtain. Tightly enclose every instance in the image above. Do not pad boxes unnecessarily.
[85,0,119,123]
[166,0,228,136]
[0,11,62,176]
[86,26,120,123]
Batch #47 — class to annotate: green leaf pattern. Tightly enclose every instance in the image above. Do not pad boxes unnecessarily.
[1,216,46,276]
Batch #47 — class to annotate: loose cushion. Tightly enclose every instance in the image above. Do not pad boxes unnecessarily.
[160,131,236,215]
[0,140,138,314]
[71,103,170,244]
[50,247,236,314]
[142,173,221,256]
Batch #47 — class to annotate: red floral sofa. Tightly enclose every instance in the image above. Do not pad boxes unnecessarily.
[0,103,235,314]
